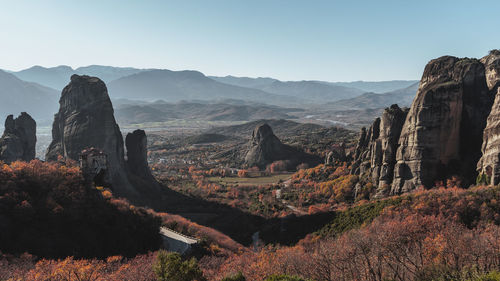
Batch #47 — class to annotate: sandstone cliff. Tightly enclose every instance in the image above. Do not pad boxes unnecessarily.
[244,124,320,169]
[350,104,407,196]
[46,75,158,199]
[0,112,36,163]
[391,56,492,193]
[476,50,500,184]
[350,52,500,196]
[376,105,408,193]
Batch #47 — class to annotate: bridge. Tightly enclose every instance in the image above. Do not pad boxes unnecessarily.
[160,227,199,254]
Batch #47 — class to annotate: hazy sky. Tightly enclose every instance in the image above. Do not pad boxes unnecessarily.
[1,0,499,81]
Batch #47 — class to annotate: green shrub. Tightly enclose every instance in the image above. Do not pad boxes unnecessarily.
[316,197,401,237]
[153,250,205,281]
[478,271,500,281]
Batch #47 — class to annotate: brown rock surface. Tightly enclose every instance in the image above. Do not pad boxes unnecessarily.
[376,105,408,193]
[476,50,500,184]
[350,104,407,196]
[46,75,159,199]
[391,56,492,193]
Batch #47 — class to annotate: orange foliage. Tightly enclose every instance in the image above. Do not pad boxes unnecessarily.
[238,169,249,178]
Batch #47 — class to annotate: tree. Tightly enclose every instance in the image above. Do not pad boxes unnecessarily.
[153,250,205,281]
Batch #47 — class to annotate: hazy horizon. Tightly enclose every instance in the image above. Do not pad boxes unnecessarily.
[2,64,421,83]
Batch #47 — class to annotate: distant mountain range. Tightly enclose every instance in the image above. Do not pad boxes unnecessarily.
[0,70,58,121]
[12,65,146,90]
[322,82,419,110]
[106,69,305,106]
[327,80,419,93]
[1,64,420,125]
[210,76,362,101]
[114,100,302,124]
[211,75,418,94]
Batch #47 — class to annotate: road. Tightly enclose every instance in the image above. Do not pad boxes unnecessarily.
[160,227,198,254]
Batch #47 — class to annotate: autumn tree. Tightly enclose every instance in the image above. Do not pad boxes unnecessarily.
[238,170,249,178]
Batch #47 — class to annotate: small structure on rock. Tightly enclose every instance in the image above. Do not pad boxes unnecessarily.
[80,147,109,186]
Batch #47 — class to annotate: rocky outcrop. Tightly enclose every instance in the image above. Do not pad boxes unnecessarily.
[350,105,407,196]
[126,129,155,181]
[244,124,320,169]
[46,75,124,163]
[391,56,492,193]
[350,52,500,196]
[476,50,500,185]
[325,144,347,166]
[0,112,36,163]
[377,105,408,193]
[46,75,158,199]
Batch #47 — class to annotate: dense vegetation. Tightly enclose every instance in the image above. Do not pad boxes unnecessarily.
[0,160,162,258]
[1,159,500,280]
[200,187,500,281]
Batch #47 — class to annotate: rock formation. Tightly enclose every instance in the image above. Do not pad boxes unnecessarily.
[46,75,158,199]
[391,56,492,193]
[244,123,320,169]
[46,75,124,163]
[350,105,407,196]
[351,54,497,196]
[0,112,36,163]
[476,50,500,185]
[125,129,156,184]
[377,105,408,192]
[325,144,347,166]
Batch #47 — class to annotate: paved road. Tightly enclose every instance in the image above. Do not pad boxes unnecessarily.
[160,227,198,254]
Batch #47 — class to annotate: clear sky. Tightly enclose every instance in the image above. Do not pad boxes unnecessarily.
[1,0,499,81]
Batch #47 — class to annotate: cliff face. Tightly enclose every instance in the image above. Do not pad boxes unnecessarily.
[46,75,158,199]
[350,104,407,196]
[350,52,500,195]
[46,75,124,164]
[0,112,36,163]
[244,124,321,169]
[376,105,408,193]
[476,50,500,184]
[391,56,492,193]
